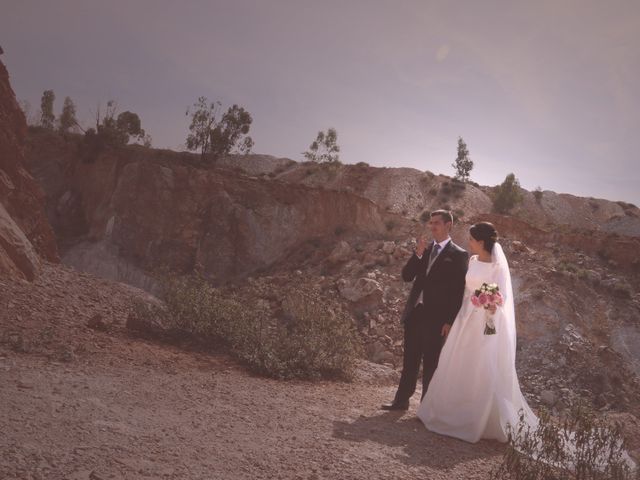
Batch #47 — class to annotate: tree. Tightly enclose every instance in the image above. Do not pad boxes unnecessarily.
[209,104,254,160]
[186,97,254,162]
[452,136,473,182]
[58,96,78,133]
[93,101,146,144]
[186,97,219,158]
[40,89,55,129]
[493,173,523,214]
[116,110,144,142]
[303,128,340,163]
[81,100,147,159]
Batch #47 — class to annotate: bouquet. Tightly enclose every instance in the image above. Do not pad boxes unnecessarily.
[471,283,503,335]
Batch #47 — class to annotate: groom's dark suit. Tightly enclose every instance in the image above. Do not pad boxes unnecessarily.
[393,239,468,404]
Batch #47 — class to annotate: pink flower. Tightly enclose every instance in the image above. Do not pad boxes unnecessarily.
[471,295,481,307]
[478,293,489,306]
[494,292,504,306]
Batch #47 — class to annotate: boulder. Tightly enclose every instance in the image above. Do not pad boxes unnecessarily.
[339,277,384,314]
[0,202,41,280]
[381,241,395,255]
[327,240,353,264]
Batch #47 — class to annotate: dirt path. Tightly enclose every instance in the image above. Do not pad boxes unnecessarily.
[1,264,505,479]
[0,347,504,479]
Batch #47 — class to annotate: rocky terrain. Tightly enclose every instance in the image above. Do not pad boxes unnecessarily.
[0,61,57,281]
[2,262,510,480]
[23,125,640,419]
[25,131,398,293]
[2,55,640,478]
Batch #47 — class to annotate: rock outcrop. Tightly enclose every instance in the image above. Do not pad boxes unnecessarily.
[0,60,57,280]
[25,135,391,289]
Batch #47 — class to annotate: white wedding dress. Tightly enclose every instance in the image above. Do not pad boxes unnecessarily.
[417,243,538,443]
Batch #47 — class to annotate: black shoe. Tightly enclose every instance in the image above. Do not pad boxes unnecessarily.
[381,401,409,411]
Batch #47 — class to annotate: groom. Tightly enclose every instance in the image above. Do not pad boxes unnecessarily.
[382,209,468,410]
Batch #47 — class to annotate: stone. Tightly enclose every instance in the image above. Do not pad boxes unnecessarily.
[339,278,383,305]
[540,389,557,406]
[511,240,527,253]
[381,241,395,255]
[0,202,41,281]
[327,240,352,264]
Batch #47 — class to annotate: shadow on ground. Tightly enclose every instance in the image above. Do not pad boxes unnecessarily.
[333,411,505,470]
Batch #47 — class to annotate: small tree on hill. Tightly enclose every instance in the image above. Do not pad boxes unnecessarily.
[81,100,147,160]
[452,136,473,182]
[115,110,144,142]
[40,89,55,129]
[58,96,79,133]
[304,128,340,163]
[185,97,254,163]
[493,173,523,213]
[186,97,220,158]
[209,104,254,160]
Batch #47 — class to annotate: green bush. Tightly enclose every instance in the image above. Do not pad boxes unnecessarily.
[265,287,362,379]
[493,173,524,214]
[491,405,637,480]
[137,275,362,380]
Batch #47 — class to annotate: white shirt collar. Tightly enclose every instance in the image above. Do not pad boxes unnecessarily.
[434,237,451,250]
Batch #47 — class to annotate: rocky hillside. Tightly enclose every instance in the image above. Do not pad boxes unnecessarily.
[25,132,398,292]
[23,129,640,421]
[0,60,58,281]
[271,160,640,236]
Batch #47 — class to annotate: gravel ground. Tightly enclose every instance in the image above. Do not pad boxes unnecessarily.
[0,263,505,480]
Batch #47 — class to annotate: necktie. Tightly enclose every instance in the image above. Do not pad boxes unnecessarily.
[417,243,441,307]
[428,243,441,270]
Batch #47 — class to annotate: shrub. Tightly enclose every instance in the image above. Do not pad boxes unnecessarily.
[136,275,361,380]
[266,287,362,379]
[385,219,396,231]
[491,405,637,480]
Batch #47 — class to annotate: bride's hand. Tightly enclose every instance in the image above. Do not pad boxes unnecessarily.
[441,323,451,337]
[488,304,497,314]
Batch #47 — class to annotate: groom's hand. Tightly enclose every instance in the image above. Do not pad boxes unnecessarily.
[441,323,451,337]
[415,234,428,258]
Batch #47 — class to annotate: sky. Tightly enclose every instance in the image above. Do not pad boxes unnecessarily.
[2,0,639,205]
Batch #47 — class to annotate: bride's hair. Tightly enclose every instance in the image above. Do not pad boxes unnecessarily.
[470,222,498,253]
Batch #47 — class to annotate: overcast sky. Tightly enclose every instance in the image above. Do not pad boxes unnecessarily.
[2,0,639,204]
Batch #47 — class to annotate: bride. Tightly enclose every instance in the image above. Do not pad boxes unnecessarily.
[417,221,537,443]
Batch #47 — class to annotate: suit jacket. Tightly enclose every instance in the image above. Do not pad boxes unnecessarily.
[399,240,469,328]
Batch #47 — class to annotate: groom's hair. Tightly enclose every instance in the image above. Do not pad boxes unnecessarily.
[430,209,453,224]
